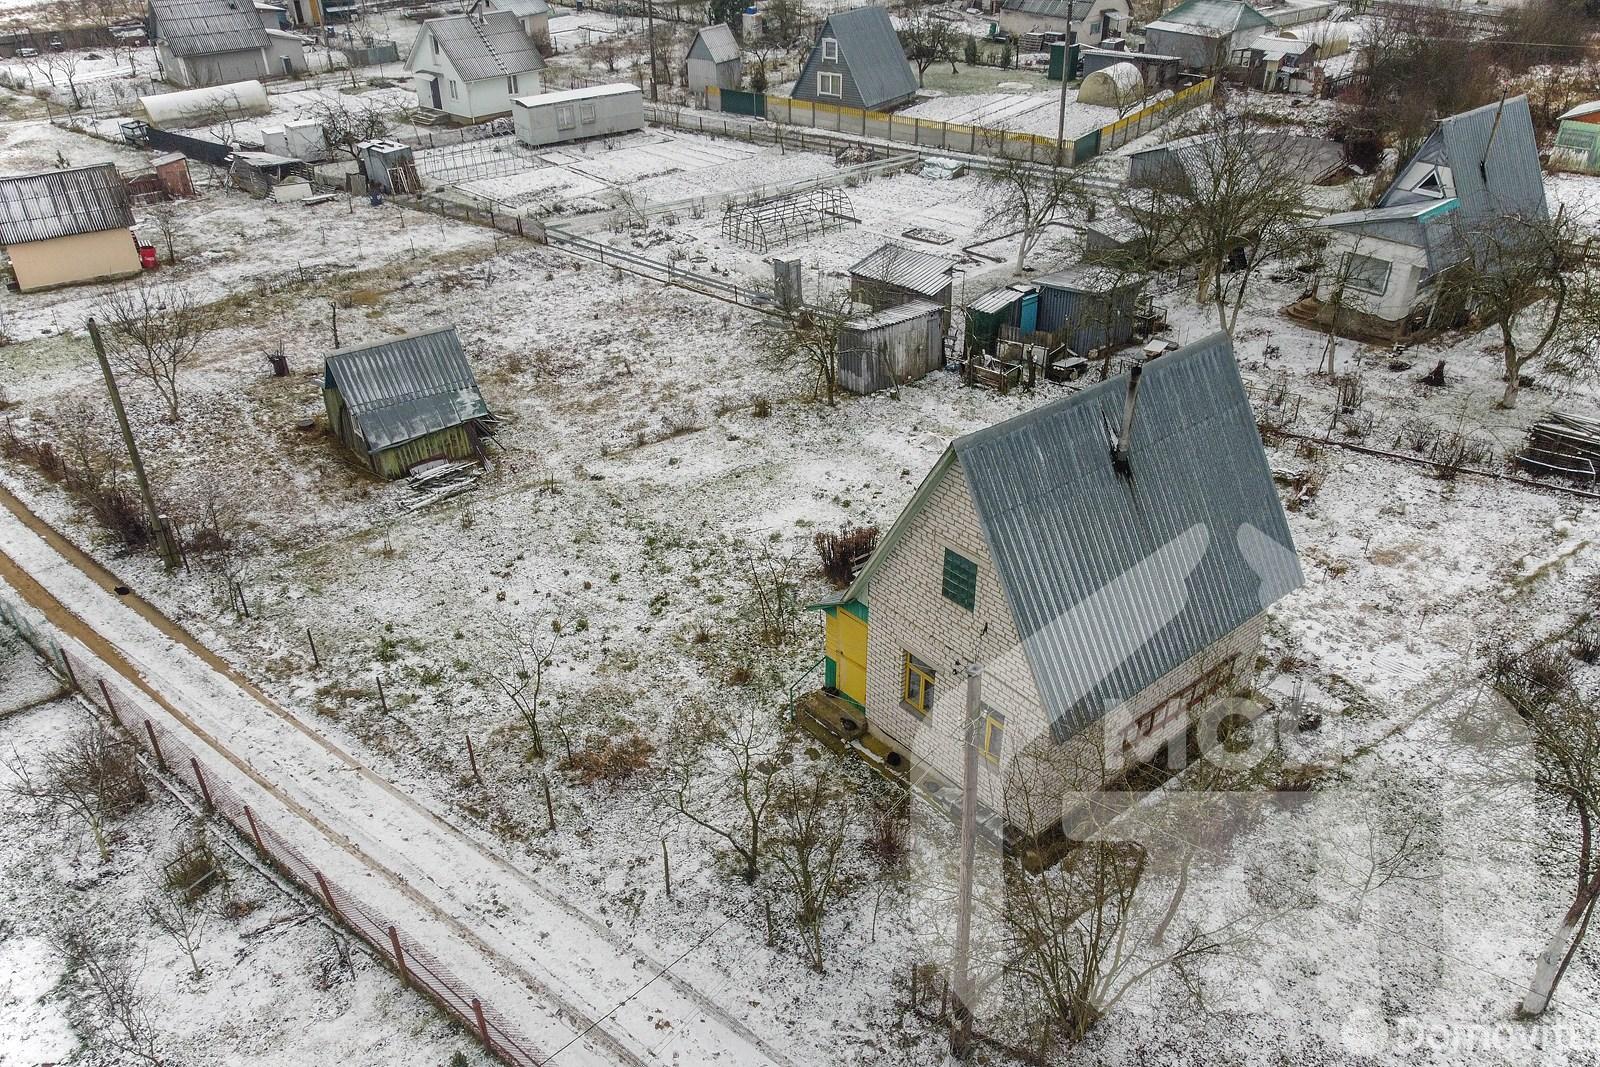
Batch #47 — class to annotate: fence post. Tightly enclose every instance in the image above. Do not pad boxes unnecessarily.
[244,804,267,854]
[388,925,410,987]
[315,871,340,917]
[60,651,79,691]
[145,720,167,770]
[472,997,492,1047]
[191,757,214,810]
[307,628,321,669]
[97,677,115,715]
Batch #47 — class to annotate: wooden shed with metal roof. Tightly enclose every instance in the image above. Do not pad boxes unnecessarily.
[323,326,497,480]
[848,242,960,324]
[0,164,140,292]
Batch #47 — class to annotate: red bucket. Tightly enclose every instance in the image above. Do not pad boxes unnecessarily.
[139,245,158,270]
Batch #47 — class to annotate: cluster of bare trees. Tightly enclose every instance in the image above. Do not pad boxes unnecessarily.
[7,713,147,860]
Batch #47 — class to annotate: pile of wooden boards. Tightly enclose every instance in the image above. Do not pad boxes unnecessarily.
[1518,411,1600,484]
[405,461,482,512]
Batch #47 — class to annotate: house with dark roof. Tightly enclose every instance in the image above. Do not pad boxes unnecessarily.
[1142,0,1275,71]
[405,11,546,123]
[150,0,307,87]
[995,0,1132,51]
[0,164,141,292]
[803,333,1302,843]
[469,0,550,44]
[687,24,742,102]
[323,326,497,479]
[791,6,918,113]
[1309,95,1548,338]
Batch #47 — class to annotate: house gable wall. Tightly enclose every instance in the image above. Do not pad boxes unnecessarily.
[7,229,141,292]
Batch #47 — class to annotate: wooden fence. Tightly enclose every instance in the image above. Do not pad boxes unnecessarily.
[707,77,1217,166]
[0,591,549,1067]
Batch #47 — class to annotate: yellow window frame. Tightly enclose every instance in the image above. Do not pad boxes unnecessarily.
[903,653,935,716]
[981,708,1005,764]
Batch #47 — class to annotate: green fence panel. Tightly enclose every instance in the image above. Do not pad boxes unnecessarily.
[1073,128,1101,165]
[720,89,767,118]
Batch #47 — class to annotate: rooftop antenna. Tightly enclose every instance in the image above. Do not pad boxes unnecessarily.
[1112,364,1142,476]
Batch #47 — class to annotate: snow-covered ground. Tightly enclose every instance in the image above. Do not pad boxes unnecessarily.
[901,86,1121,140]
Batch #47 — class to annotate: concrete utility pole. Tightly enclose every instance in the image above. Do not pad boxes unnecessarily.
[1053,4,1075,166]
[950,665,982,1057]
[87,319,177,571]
[646,0,659,102]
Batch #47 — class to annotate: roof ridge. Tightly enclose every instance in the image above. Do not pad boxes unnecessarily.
[328,325,459,359]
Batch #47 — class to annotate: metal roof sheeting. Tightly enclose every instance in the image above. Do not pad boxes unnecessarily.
[843,298,942,331]
[1001,0,1074,17]
[951,332,1302,738]
[0,164,133,245]
[151,0,270,57]
[849,242,958,298]
[485,0,550,17]
[1379,95,1547,228]
[324,327,491,452]
[421,12,545,81]
[819,6,918,110]
[690,23,740,64]
[1146,0,1274,35]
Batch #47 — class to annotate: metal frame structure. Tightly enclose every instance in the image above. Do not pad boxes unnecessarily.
[721,186,855,253]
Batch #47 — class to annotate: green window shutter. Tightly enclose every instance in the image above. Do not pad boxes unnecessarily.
[941,549,977,611]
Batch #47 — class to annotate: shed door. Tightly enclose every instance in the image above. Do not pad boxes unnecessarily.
[1018,291,1039,334]
[825,609,869,707]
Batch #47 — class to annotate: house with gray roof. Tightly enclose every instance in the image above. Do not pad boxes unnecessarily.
[804,332,1301,842]
[0,164,141,292]
[791,6,918,113]
[323,326,497,480]
[1142,0,1275,71]
[1310,95,1548,338]
[469,0,551,44]
[150,0,307,87]
[687,24,742,102]
[405,11,546,123]
[995,0,1132,51]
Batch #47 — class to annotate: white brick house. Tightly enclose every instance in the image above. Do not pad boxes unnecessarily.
[809,333,1302,844]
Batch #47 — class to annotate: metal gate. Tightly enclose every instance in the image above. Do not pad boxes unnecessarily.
[719,89,766,118]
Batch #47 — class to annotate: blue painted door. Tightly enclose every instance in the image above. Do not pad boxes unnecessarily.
[1018,291,1039,334]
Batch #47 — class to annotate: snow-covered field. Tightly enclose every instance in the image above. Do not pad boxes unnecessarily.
[2,102,1599,1066]
[901,87,1121,140]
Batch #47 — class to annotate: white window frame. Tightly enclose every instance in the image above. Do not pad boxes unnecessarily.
[448,79,458,100]
[1340,252,1391,296]
[555,104,576,130]
[821,36,838,61]
[579,102,597,124]
[817,71,842,98]
[507,74,518,94]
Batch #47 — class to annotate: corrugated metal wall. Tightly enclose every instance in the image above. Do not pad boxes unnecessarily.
[1036,284,1140,355]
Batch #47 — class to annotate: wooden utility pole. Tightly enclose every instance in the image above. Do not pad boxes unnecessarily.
[951,666,981,1057]
[645,0,659,102]
[1053,32,1073,166]
[87,319,177,570]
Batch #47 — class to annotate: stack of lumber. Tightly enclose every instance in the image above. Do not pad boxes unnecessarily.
[1518,411,1600,484]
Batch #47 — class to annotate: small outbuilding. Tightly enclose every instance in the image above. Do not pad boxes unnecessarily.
[140,80,271,129]
[848,242,959,322]
[512,83,644,147]
[1142,0,1275,72]
[687,23,742,103]
[1033,264,1144,356]
[996,0,1131,50]
[1554,101,1600,174]
[1078,46,1181,89]
[791,6,918,113]
[0,164,141,292]
[470,0,551,44]
[837,300,944,394]
[323,326,497,480]
[1077,61,1144,107]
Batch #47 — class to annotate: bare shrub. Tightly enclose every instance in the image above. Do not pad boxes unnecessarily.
[7,715,147,860]
[560,730,655,788]
[46,911,162,1064]
[813,524,879,589]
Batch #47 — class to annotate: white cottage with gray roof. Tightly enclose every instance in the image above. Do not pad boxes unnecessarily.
[806,333,1302,844]
[405,11,546,123]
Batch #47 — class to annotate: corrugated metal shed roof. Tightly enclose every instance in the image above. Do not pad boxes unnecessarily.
[1033,263,1139,294]
[486,0,550,17]
[843,299,942,331]
[0,164,133,245]
[1147,0,1274,34]
[952,332,1302,738]
[513,81,639,107]
[324,327,491,452]
[820,6,918,110]
[967,285,1026,314]
[690,23,740,64]
[1001,0,1073,18]
[151,0,270,57]
[849,242,958,297]
[421,12,545,81]
[1379,95,1547,228]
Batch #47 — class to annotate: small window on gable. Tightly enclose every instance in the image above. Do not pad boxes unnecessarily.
[822,36,838,61]
[431,35,439,58]
[817,71,842,97]
[1412,169,1445,197]
[941,548,977,611]
[507,74,518,94]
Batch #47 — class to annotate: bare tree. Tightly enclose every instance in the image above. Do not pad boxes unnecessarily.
[766,756,853,972]
[765,289,855,405]
[1455,206,1600,409]
[147,202,181,266]
[485,614,561,759]
[900,14,955,86]
[46,911,162,1064]
[95,282,208,422]
[44,49,88,110]
[147,879,211,979]
[309,97,388,162]
[978,150,1093,272]
[724,538,803,648]
[7,714,147,860]
[662,698,785,883]
[1125,115,1309,334]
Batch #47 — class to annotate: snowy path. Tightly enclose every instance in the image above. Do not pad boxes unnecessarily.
[0,492,790,1067]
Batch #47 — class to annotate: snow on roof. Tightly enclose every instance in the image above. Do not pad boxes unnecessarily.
[512,82,641,107]
[849,242,958,297]
[0,164,133,245]
[415,12,545,82]
[324,327,491,452]
[151,0,270,58]
[1560,100,1600,122]
[1146,0,1275,36]
[843,299,943,331]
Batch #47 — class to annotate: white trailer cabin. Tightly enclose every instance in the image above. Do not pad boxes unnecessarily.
[512,83,643,148]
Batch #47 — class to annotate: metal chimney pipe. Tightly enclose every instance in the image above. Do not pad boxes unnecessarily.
[1112,364,1142,476]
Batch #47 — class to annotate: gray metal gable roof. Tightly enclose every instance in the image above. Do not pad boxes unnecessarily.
[1147,0,1273,34]
[814,6,917,110]
[0,164,133,245]
[850,241,957,297]
[486,0,549,17]
[1379,95,1547,228]
[690,23,740,64]
[151,0,269,57]
[952,332,1301,738]
[1002,0,1074,17]
[324,327,491,452]
[420,12,545,81]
